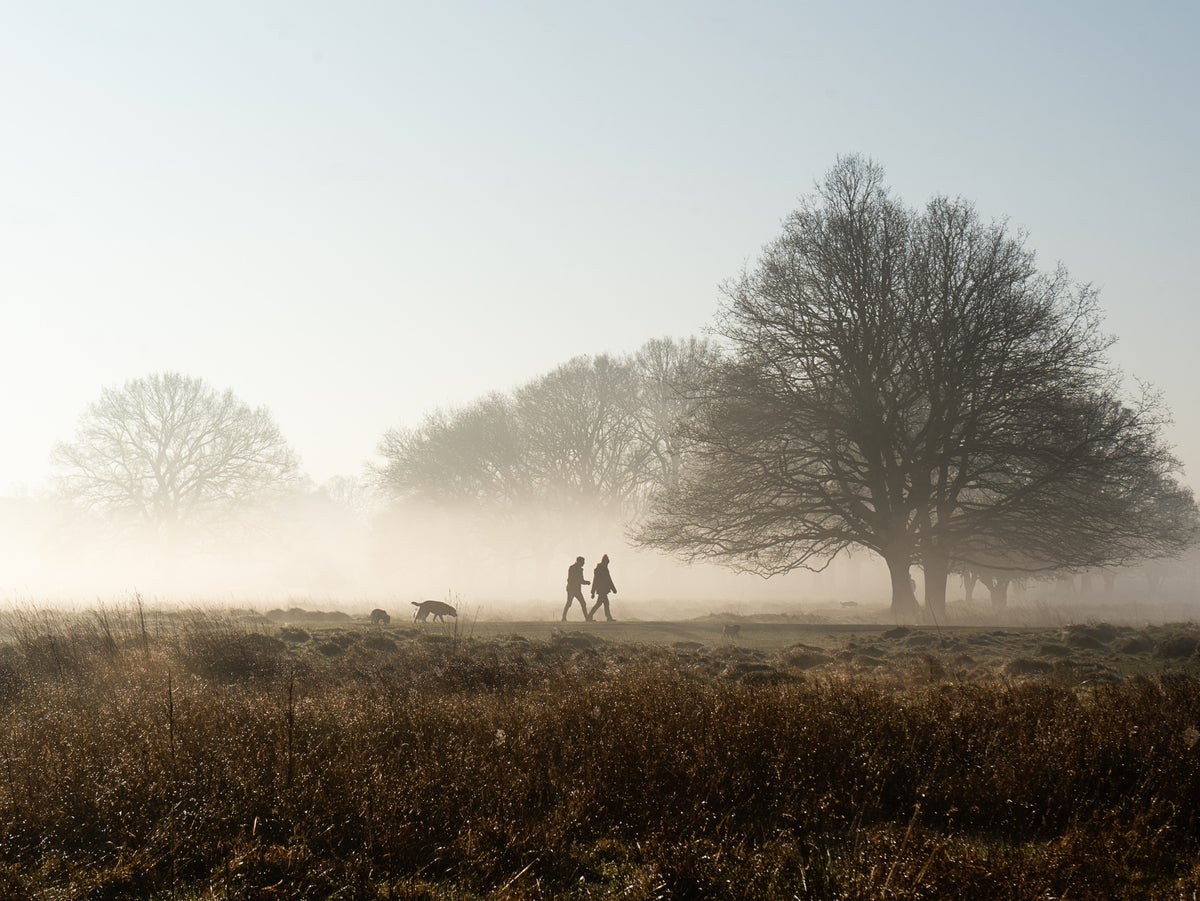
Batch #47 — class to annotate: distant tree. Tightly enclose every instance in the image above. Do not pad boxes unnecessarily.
[627,337,723,497]
[636,156,1194,619]
[946,406,1197,611]
[54,372,299,534]
[319,474,382,517]
[377,393,531,508]
[514,354,645,515]
[952,563,1024,612]
[376,341,717,521]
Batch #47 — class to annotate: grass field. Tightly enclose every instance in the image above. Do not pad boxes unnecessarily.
[2,602,1200,899]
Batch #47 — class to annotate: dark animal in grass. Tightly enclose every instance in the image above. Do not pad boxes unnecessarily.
[369,608,391,626]
[722,624,742,640]
[412,600,458,623]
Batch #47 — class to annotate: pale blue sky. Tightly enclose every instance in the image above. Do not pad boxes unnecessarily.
[1,1,1197,492]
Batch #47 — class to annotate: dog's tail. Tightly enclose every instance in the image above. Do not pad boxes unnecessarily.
[411,601,421,608]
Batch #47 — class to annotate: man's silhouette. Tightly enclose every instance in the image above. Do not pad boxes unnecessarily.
[588,553,617,622]
[562,556,590,621]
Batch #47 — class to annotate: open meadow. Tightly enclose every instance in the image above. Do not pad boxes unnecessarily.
[2,602,1200,899]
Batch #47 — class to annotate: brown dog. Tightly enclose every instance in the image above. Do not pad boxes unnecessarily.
[369,608,391,626]
[412,600,458,623]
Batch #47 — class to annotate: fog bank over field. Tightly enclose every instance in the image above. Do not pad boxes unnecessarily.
[1,495,1195,623]
[0,495,857,615]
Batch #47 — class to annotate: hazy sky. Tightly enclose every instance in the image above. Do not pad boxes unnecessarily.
[2,1,1197,494]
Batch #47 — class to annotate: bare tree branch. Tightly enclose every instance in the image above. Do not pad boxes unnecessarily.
[636,156,1196,619]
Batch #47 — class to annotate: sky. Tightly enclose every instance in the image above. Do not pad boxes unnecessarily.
[1,0,1197,495]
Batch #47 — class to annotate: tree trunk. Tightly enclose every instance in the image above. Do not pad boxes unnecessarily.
[885,549,919,620]
[922,550,950,622]
[1102,572,1116,597]
[988,577,1010,612]
[963,570,977,603]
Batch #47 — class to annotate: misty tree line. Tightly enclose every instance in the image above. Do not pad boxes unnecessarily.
[48,157,1199,615]
[375,337,716,518]
[47,339,716,527]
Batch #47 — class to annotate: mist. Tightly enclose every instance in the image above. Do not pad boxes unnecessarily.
[0,490,851,616]
[2,488,1196,624]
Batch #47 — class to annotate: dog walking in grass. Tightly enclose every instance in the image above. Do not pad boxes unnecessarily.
[412,600,457,623]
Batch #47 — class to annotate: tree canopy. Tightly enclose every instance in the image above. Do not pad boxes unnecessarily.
[636,157,1195,618]
[376,337,719,523]
[54,372,300,534]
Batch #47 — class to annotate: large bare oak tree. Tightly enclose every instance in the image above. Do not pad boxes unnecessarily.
[636,157,1194,618]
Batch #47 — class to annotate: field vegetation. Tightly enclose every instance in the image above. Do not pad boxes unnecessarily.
[2,604,1200,898]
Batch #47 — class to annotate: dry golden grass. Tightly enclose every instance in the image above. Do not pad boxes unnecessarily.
[0,605,1199,898]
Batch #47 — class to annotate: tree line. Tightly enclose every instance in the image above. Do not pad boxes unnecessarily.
[48,158,1198,614]
[375,337,716,518]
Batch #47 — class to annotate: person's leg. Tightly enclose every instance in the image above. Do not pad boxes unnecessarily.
[562,590,574,621]
[587,597,601,620]
[601,593,613,621]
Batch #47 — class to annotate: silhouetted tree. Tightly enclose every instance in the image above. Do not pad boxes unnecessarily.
[376,339,718,521]
[320,474,381,517]
[636,156,1194,618]
[54,372,299,534]
[627,337,723,497]
[515,354,644,515]
[944,413,1197,612]
[377,393,531,507]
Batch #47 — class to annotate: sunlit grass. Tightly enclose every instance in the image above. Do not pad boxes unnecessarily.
[0,603,1199,898]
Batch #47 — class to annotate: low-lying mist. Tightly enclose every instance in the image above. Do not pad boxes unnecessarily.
[0,494,1195,623]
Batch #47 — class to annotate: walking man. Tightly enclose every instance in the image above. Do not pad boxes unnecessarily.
[562,556,590,621]
[588,553,617,622]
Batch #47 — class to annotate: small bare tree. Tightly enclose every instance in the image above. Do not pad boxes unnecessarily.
[54,372,300,534]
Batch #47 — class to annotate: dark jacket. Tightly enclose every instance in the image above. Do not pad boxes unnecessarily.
[591,561,616,596]
[567,560,589,591]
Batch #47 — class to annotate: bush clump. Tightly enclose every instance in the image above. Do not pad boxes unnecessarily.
[180,629,287,681]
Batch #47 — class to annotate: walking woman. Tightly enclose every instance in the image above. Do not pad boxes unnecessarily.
[588,554,617,622]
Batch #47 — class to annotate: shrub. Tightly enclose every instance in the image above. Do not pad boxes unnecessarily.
[180,627,287,682]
